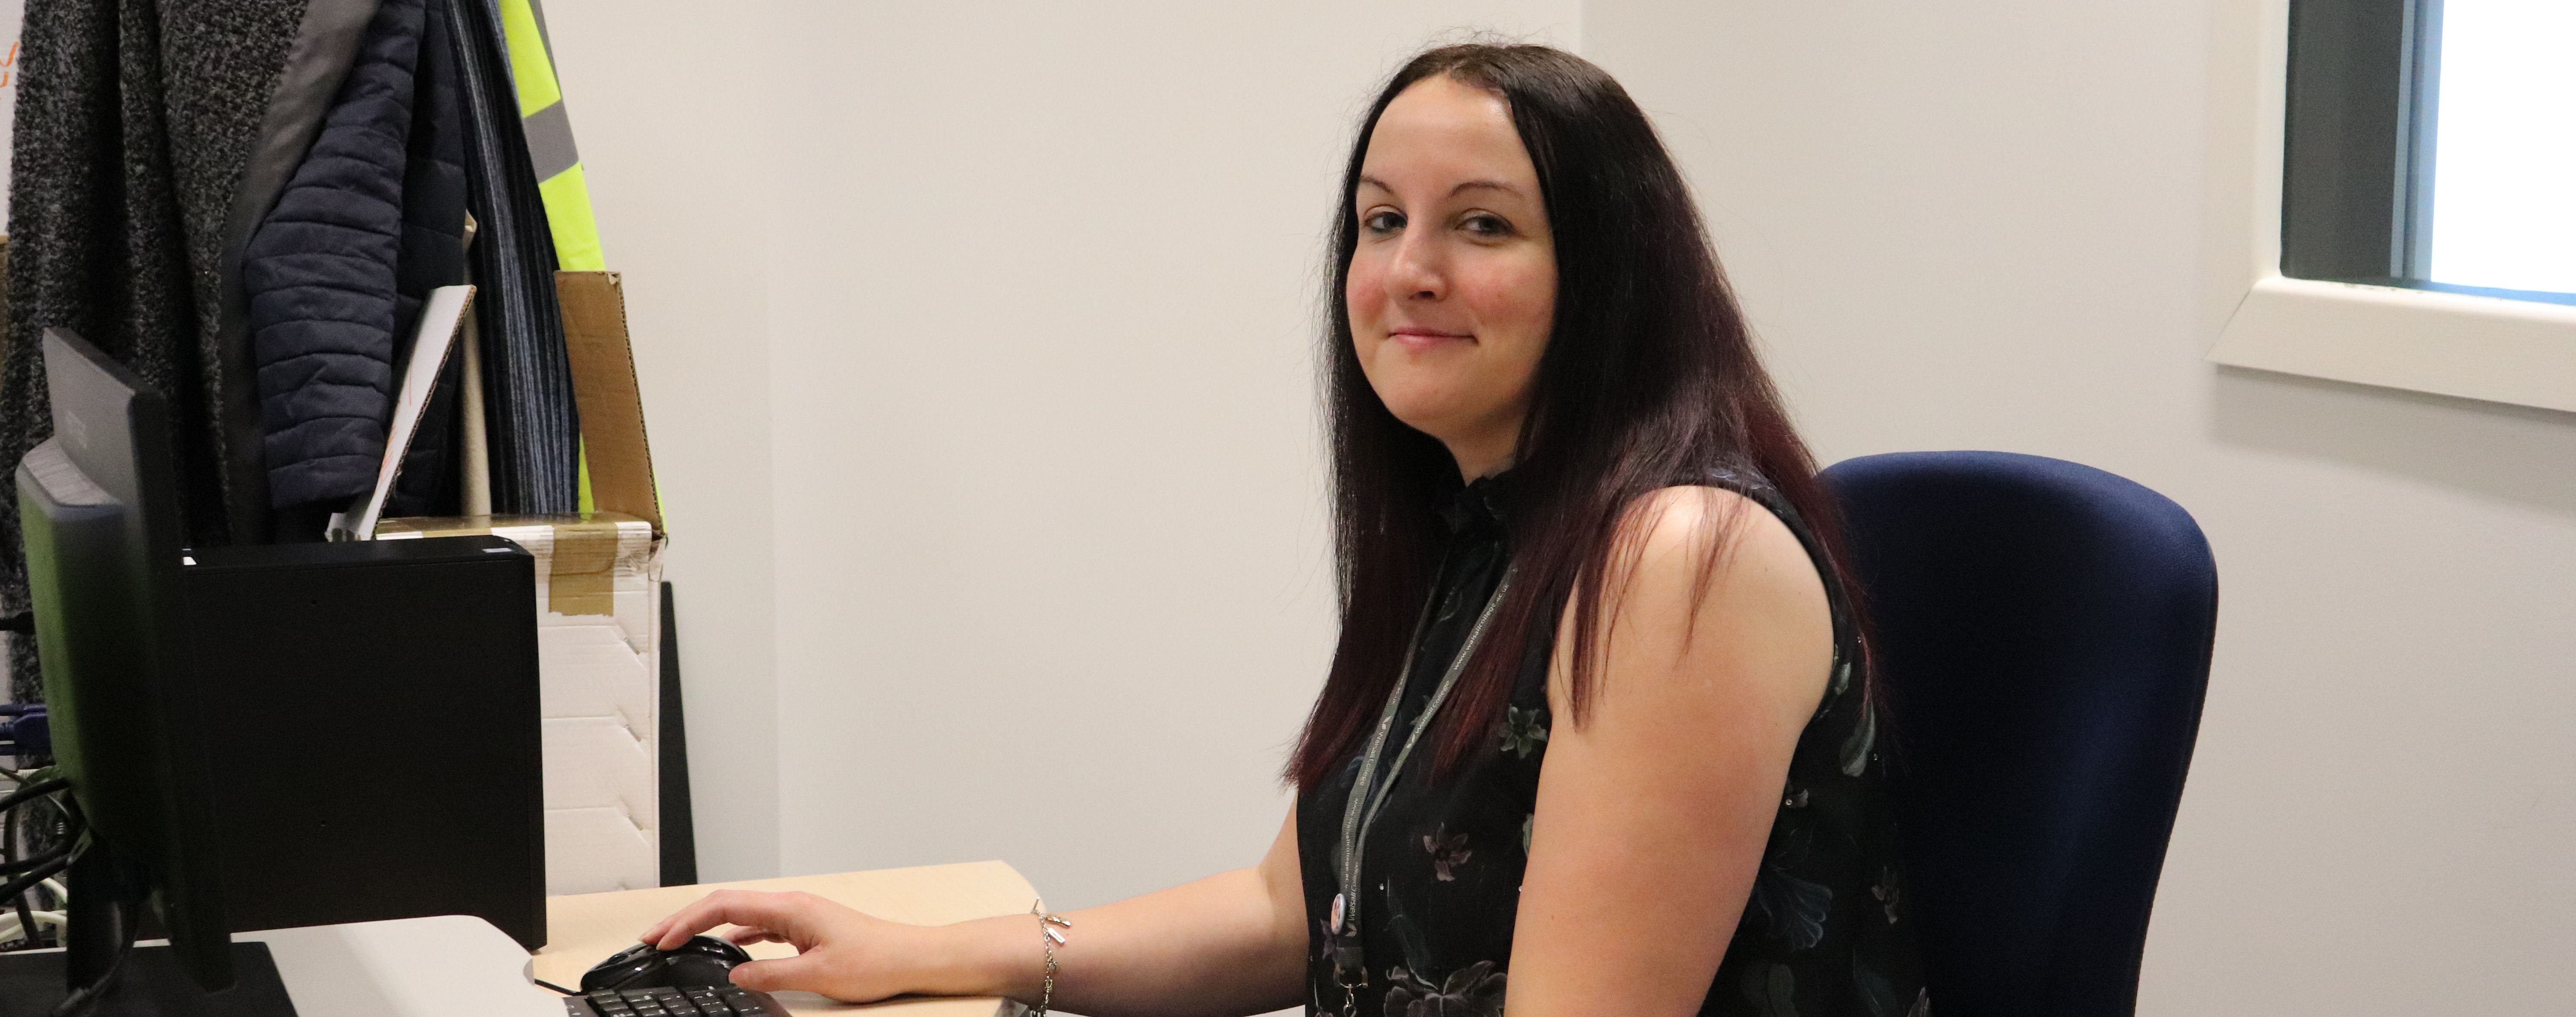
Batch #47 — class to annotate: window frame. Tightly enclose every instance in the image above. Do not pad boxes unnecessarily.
[2206,0,2576,414]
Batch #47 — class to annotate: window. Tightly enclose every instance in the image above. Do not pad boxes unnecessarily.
[2205,0,2576,415]
[2282,0,2576,307]
[2420,2,2576,298]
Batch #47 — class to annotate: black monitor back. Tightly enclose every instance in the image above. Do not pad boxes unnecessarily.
[182,537,545,947]
[15,328,233,988]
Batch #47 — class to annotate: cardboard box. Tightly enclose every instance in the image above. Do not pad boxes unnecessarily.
[380,271,672,895]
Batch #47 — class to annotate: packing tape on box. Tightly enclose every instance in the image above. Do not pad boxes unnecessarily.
[545,521,620,616]
[375,513,650,617]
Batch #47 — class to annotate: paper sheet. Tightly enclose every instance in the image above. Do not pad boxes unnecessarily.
[331,285,475,540]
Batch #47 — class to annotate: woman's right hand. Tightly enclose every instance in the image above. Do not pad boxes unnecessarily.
[639,889,960,1002]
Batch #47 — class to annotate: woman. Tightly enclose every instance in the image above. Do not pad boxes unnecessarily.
[641,44,1926,1017]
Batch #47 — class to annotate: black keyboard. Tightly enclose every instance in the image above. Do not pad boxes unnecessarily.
[565,985,787,1017]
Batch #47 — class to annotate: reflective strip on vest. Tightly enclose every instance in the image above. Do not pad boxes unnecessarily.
[498,0,605,273]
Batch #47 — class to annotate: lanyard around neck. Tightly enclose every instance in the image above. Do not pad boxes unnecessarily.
[1329,559,1518,992]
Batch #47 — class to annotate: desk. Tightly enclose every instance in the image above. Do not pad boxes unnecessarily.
[538,861,1036,1017]
[249,916,563,1016]
[0,861,1037,1016]
[0,917,564,1017]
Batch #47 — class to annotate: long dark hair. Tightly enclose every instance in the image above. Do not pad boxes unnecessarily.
[1287,44,1865,787]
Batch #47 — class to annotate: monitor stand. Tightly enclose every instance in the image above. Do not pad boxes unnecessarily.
[0,942,297,1017]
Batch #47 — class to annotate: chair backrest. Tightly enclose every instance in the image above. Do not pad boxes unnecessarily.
[1820,452,2216,1017]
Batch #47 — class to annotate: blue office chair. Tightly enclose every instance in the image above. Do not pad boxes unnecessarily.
[1820,452,2216,1017]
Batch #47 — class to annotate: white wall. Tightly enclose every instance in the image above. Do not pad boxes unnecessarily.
[1586,2,2576,1013]
[545,0,782,880]
[547,1,1581,905]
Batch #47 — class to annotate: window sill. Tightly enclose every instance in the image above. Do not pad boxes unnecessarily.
[2210,275,2576,414]
[2203,0,2576,414]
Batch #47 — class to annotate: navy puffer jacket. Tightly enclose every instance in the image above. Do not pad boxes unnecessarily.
[242,0,466,510]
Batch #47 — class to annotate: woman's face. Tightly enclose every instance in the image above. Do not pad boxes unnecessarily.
[1347,75,1557,480]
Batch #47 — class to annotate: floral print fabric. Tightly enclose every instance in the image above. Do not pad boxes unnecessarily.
[1296,471,1927,1017]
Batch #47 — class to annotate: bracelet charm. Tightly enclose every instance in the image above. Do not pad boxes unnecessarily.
[1030,900,1072,1016]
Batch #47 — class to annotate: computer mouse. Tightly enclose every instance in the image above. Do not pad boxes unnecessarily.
[580,935,755,992]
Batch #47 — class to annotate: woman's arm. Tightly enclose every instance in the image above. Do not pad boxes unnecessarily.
[638,808,1310,1017]
[1505,486,1836,1016]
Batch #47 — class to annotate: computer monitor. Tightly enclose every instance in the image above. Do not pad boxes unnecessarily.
[14,328,233,993]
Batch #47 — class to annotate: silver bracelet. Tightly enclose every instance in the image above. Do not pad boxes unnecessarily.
[1030,899,1071,1016]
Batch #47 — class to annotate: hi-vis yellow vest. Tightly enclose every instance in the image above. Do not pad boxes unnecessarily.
[497,0,603,273]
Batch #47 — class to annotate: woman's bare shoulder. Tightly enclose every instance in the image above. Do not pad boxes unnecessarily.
[1557,483,1832,706]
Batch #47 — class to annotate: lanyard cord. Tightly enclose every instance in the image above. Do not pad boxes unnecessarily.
[1330,559,1519,990]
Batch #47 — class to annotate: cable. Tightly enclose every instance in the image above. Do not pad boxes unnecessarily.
[30,796,71,863]
[0,851,72,904]
[46,902,135,1017]
[5,840,32,952]
[0,777,67,816]
[15,892,39,949]
[0,780,70,941]
[24,826,120,1017]
[533,978,578,996]
[1,782,25,949]
[50,944,135,1017]
[0,908,65,947]
[0,786,65,952]
[0,848,69,877]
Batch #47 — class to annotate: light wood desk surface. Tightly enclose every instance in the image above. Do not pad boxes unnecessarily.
[539,862,1037,1017]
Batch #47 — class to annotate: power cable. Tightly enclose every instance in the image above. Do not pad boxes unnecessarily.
[0,849,70,877]
[0,851,73,905]
[45,884,132,1017]
[0,777,67,816]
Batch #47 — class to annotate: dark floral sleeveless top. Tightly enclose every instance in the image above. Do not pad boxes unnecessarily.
[1296,470,1928,1017]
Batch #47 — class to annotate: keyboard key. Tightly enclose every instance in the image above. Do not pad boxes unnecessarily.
[568,984,785,1017]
